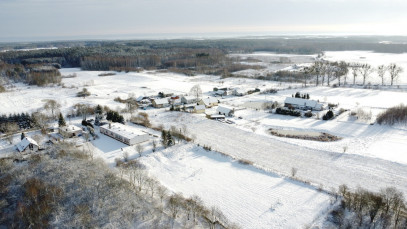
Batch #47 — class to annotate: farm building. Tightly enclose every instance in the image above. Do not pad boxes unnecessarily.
[284,97,324,111]
[217,106,235,117]
[214,90,227,96]
[16,137,39,152]
[59,125,83,138]
[194,105,206,114]
[152,98,169,108]
[170,96,182,106]
[100,123,149,145]
[181,95,198,104]
[198,97,219,108]
[233,88,246,96]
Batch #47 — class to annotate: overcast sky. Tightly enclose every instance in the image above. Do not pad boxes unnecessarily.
[1,0,407,42]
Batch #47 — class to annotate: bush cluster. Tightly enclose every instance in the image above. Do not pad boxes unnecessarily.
[276,107,301,117]
[377,104,407,125]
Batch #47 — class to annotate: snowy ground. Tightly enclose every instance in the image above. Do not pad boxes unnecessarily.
[140,143,331,229]
[0,60,406,228]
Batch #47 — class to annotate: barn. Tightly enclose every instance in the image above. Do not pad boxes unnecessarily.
[100,123,149,145]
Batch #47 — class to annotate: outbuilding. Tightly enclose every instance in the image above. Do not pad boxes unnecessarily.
[59,125,83,138]
[216,105,235,117]
[16,137,39,152]
[193,105,206,114]
[198,97,219,108]
[152,98,170,108]
[181,95,198,104]
[100,123,149,145]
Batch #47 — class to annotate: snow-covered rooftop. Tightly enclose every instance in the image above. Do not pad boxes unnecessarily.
[16,137,39,152]
[284,97,320,108]
[100,123,148,140]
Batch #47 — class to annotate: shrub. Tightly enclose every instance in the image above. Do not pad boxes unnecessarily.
[323,110,334,120]
[76,88,90,97]
[130,112,151,127]
[377,104,407,125]
[304,111,313,118]
[276,107,301,117]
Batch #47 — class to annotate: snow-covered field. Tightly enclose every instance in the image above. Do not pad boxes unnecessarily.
[1,60,406,228]
[140,144,331,229]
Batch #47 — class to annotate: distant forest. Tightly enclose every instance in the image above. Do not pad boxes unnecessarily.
[1,36,407,85]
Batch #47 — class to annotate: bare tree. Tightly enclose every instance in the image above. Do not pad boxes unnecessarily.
[351,63,360,85]
[388,63,403,86]
[157,185,167,204]
[126,93,138,115]
[44,99,61,118]
[311,61,324,86]
[152,140,157,152]
[359,64,374,85]
[337,61,349,86]
[168,193,184,227]
[32,112,50,133]
[146,177,158,198]
[189,84,202,101]
[136,144,144,157]
[377,65,387,86]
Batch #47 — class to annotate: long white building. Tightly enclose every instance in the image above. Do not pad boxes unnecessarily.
[100,123,149,145]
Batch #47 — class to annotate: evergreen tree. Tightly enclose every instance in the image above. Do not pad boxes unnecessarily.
[21,132,25,140]
[166,131,174,146]
[58,113,66,127]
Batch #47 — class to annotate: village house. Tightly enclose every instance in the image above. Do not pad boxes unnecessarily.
[198,97,219,108]
[152,98,170,108]
[216,105,235,117]
[233,88,247,96]
[100,123,149,145]
[214,90,227,97]
[59,125,83,138]
[169,96,182,106]
[181,95,198,104]
[16,137,39,152]
[284,97,324,111]
[193,105,206,114]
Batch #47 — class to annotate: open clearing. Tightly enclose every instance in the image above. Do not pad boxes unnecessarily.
[140,143,331,229]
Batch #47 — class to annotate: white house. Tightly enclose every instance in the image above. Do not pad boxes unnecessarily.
[284,97,324,111]
[181,95,198,104]
[59,125,83,138]
[100,123,149,145]
[216,105,235,117]
[193,105,206,114]
[16,137,39,152]
[233,88,246,96]
[152,98,169,108]
[198,97,219,108]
